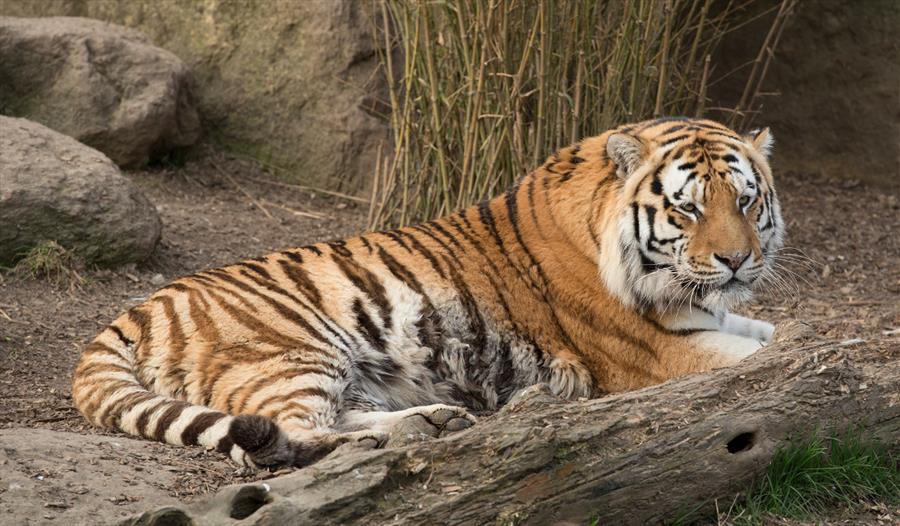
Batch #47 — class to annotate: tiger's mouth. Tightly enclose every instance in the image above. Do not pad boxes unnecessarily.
[697,276,751,293]
[687,275,751,297]
[685,275,756,311]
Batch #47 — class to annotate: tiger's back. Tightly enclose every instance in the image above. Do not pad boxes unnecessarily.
[73,117,783,468]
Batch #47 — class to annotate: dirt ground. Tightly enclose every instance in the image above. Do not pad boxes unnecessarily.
[0,155,898,524]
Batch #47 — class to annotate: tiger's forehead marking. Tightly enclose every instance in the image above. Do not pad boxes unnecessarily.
[656,139,759,204]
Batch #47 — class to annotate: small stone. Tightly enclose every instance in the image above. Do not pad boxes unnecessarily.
[149,273,166,286]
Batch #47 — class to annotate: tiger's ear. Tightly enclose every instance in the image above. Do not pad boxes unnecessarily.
[607,133,649,179]
[745,127,774,160]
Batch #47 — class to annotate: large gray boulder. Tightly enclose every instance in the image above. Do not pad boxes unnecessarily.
[0,116,161,267]
[0,16,200,168]
[0,2,389,193]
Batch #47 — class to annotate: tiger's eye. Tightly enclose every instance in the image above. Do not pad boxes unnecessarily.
[739,195,751,207]
[681,203,697,213]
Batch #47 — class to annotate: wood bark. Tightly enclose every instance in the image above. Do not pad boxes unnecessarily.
[124,324,899,526]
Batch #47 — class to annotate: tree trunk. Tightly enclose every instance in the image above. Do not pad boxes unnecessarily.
[125,324,899,526]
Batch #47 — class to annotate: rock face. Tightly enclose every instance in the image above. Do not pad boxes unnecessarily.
[0,2,389,192]
[0,116,161,266]
[0,16,201,168]
[710,0,899,186]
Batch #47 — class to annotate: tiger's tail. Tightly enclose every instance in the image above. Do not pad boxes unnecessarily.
[71,310,325,468]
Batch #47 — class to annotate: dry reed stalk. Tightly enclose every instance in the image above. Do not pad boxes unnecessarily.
[369,0,792,229]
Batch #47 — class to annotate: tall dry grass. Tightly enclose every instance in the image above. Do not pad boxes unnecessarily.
[369,0,794,229]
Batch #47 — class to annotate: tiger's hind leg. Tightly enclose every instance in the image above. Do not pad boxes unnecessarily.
[337,404,477,445]
[214,351,385,469]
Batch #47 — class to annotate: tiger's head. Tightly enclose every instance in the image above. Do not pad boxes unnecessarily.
[596,118,784,315]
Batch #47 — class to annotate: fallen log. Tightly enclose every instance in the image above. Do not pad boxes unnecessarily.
[124,324,899,525]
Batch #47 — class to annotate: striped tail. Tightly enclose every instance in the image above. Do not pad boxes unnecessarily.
[72,311,256,466]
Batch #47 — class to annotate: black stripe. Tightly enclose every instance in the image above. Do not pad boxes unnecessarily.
[359,236,373,253]
[353,299,386,352]
[215,435,234,454]
[650,168,663,195]
[181,412,226,446]
[136,401,167,438]
[702,130,742,141]
[191,274,261,312]
[382,230,412,253]
[99,391,154,428]
[328,240,353,257]
[277,258,323,308]
[396,229,447,279]
[241,261,273,280]
[632,203,642,240]
[232,268,353,350]
[331,253,392,329]
[253,387,334,413]
[422,220,463,249]
[202,283,335,354]
[444,261,486,353]
[108,325,133,346]
[415,304,443,358]
[477,200,506,253]
[376,245,426,295]
[661,134,691,146]
[411,224,449,250]
[661,124,686,135]
[213,269,335,347]
[504,188,553,290]
[281,250,303,264]
[151,402,190,442]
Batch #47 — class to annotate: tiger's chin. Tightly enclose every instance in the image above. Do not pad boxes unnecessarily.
[696,280,754,313]
[637,275,754,317]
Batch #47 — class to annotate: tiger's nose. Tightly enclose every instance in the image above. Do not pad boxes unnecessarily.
[714,251,749,271]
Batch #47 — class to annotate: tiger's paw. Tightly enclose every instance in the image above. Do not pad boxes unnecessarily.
[388,404,476,445]
[334,430,388,451]
[721,313,775,343]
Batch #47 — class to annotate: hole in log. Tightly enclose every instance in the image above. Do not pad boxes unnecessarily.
[727,432,755,453]
[230,485,271,519]
[143,507,193,526]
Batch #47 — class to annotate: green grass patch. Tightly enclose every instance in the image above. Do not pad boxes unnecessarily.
[11,240,84,287]
[727,431,900,525]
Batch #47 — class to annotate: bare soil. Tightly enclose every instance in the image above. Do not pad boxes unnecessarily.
[0,157,897,525]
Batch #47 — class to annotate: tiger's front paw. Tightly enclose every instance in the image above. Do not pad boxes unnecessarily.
[721,313,775,343]
[751,320,775,344]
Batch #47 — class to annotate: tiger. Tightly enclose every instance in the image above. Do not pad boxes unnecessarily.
[72,117,784,469]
